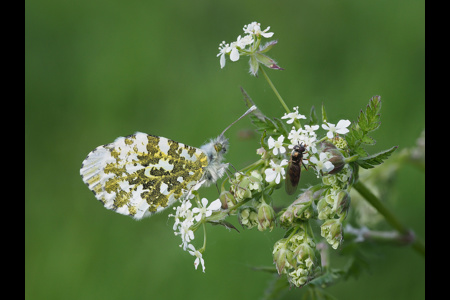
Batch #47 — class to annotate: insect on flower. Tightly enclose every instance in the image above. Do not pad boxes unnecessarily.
[285,143,308,195]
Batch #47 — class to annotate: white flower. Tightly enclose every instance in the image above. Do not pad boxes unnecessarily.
[175,220,195,250]
[310,152,335,174]
[281,106,306,124]
[170,200,193,230]
[265,159,288,184]
[287,127,304,145]
[192,198,222,222]
[187,244,206,272]
[243,21,274,38]
[322,120,351,139]
[268,135,286,155]
[217,41,231,68]
[287,127,317,155]
[235,34,254,49]
[303,124,319,135]
[229,41,240,62]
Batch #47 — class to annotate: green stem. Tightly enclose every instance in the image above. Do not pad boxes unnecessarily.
[353,180,425,257]
[199,222,207,253]
[259,66,291,115]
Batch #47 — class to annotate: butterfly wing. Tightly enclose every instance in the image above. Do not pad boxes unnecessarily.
[80,132,208,219]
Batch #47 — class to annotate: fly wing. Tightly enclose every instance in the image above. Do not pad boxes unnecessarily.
[285,161,301,195]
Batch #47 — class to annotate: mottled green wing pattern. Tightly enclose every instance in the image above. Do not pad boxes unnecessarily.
[80,132,208,219]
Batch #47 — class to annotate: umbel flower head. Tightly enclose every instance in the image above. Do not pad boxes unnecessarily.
[217,21,283,75]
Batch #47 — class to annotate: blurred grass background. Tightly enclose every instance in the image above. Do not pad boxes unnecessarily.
[25,0,424,299]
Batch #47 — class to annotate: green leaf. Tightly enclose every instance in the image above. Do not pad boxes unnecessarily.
[309,105,318,126]
[357,146,398,169]
[208,220,240,233]
[273,117,289,138]
[261,274,290,300]
[360,135,376,145]
[321,103,328,122]
[358,95,381,133]
[309,268,345,288]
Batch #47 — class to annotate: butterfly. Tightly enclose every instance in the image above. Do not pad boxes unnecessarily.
[80,105,256,219]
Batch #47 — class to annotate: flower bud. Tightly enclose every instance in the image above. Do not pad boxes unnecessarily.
[219,191,235,209]
[230,173,253,201]
[238,207,258,229]
[280,191,315,227]
[335,190,351,218]
[317,141,346,175]
[273,239,295,274]
[257,201,276,232]
[320,219,343,249]
[317,197,333,220]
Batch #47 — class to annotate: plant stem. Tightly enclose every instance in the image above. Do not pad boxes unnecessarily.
[353,180,425,257]
[259,66,291,115]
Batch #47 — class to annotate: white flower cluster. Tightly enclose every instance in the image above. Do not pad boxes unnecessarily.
[217,21,274,68]
[262,106,351,185]
[169,197,222,272]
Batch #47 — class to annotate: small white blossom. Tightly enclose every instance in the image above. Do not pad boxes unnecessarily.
[217,41,231,69]
[265,159,288,184]
[304,124,319,135]
[243,21,274,38]
[170,200,193,230]
[268,135,286,155]
[188,244,206,272]
[175,220,195,250]
[310,152,335,174]
[281,106,306,124]
[322,120,351,139]
[192,198,222,222]
[235,34,254,49]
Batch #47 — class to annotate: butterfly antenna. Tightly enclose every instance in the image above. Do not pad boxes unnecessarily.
[220,105,257,137]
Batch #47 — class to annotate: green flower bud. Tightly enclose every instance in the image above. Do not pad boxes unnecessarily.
[230,173,253,201]
[335,190,351,218]
[238,206,258,229]
[321,219,343,249]
[317,141,347,175]
[219,191,235,209]
[257,201,276,232]
[273,239,295,274]
[317,197,333,220]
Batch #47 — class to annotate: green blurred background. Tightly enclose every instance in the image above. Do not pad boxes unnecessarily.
[26,0,424,299]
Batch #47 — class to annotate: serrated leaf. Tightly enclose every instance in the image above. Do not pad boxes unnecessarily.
[358,96,381,133]
[309,268,345,288]
[357,146,398,169]
[360,135,376,145]
[261,274,290,300]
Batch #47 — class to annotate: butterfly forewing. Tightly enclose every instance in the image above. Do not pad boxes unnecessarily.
[80,132,208,219]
